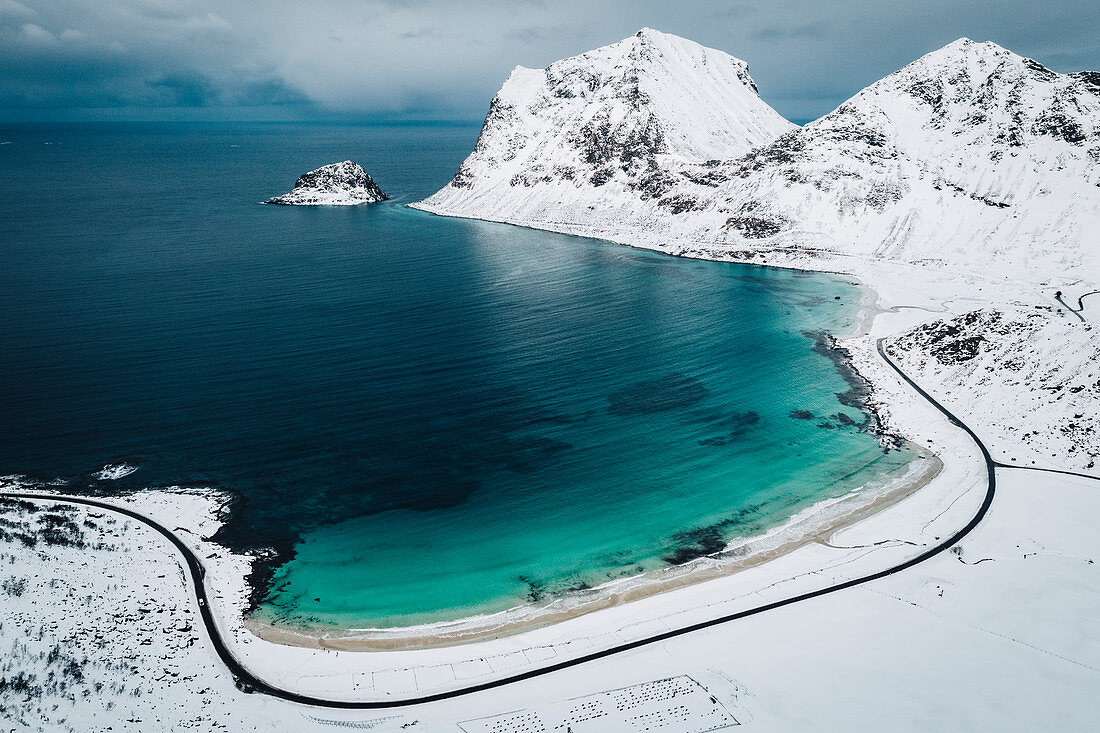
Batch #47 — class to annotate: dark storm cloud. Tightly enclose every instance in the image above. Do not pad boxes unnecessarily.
[1,0,1098,121]
[0,0,303,115]
[750,22,831,43]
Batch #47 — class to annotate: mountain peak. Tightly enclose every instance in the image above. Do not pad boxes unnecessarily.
[630,27,688,48]
[911,37,1012,65]
[416,31,1100,283]
[500,30,788,161]
[942,36,977,50]
[416,29,791,221]
[907,37,1053,78]
[841,35,1091,117]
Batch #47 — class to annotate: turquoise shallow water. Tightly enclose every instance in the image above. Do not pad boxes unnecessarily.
[0,122,914,630]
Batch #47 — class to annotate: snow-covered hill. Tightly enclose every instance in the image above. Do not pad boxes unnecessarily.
[416,35,1100,283]
[265,161,387,205]
[412,28,793,232]
[886,308,1099,473]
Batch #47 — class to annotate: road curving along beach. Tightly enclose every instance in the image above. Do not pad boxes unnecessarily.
[0,333,997,708]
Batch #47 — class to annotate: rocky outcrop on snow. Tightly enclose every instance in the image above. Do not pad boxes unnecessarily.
[265,161,387,205]
[416,34,1100,283]
[886,308,1099,473]
[412,28,793,234]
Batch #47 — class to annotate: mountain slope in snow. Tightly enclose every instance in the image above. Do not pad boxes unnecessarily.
[413,28,793,230]
[696,38,1100,279]
[417,35,1100,282]
[886,308,1099,473]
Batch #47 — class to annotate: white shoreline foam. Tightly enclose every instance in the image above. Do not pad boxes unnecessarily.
[93,463,139,480]
[251,450,937,645]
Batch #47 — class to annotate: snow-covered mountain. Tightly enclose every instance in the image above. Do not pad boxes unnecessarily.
[412,29,793,233]
[416,35,1100,282]
[265,161,387,205]
[695,38,1100,279]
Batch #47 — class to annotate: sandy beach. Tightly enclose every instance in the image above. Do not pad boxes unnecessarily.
[246,447,942,651]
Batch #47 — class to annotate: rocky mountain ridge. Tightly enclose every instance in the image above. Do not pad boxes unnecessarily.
[688,37,1100,277]
[415,33,1100,283]
[413,29,793,237]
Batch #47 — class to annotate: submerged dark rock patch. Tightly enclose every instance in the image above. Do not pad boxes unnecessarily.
[789,409,814,420]
[663,504,766,565]
[833,412,859,428]
[607,373,709,416]
[697,410,761,446]
[517,575,547,603]
[802,330,902,450]
[664,525,727,565]
[712,410,762,431]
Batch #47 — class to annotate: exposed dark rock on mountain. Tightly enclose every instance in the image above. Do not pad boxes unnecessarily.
[415,33,1100,282]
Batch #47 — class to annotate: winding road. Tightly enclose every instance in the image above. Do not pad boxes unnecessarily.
[1,338,1004,709]
[1055,290,1100,322]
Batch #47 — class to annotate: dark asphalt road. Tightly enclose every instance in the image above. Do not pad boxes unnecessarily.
[1055,290,1099,322]
[2,337,1001,709]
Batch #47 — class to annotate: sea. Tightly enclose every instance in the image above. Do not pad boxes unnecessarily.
[0,122,916,631]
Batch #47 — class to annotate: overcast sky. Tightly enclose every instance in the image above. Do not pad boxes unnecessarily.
[1,0,1097,123]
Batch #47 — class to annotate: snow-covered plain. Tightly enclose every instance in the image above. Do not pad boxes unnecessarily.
[0,491,319,732]
[3,28,1099,731]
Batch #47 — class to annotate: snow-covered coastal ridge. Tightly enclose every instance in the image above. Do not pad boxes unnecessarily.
[886,308,1099,474]
[414,31,1100,284]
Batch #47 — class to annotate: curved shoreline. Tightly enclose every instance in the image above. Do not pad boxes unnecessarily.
[243,248,912,651]
[0,337,998,708]
[246,449,941,651]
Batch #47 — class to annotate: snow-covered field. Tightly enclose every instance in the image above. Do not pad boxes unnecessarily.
[0,493,316,732]
[3,27,1099,732]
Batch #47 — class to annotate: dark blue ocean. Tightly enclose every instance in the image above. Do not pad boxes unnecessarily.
[0,122,913,629]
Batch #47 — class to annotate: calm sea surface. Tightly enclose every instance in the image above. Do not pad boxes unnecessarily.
[0,123,913,629]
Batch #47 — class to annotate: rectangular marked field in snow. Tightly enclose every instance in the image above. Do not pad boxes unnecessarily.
[458,675,738,733]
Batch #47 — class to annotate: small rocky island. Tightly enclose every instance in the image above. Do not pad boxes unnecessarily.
[264,161,388,205]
